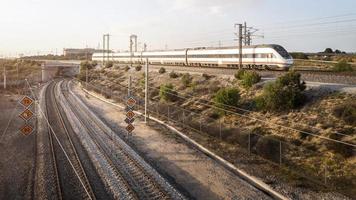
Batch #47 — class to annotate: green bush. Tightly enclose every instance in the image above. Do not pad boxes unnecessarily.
[213,87,240,111]
[202,73,211,80]
[124,66,130,71]
[332,60,353,72]
[135,65,142,71]
[169,71,179,78]
[181,73,192,87]
[234,69,246,80]
[333,102,356,125]
[159,67,166,74]
[91,61,98,67]
[159,84,177,102]
[105,61,113,68]
[80,61,94,71]
[290,52,308,59]
[241,71,261,88]
[256,71,306,111]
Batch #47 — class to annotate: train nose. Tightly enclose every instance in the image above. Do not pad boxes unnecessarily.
[287,59,294,65]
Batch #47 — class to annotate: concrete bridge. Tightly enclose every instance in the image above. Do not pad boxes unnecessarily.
[42,61,80,82]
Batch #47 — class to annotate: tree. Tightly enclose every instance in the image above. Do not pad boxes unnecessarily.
[324,48,333,54]
[335,49,341,54]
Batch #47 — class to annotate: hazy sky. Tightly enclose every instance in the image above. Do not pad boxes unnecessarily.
[1,0,356,56]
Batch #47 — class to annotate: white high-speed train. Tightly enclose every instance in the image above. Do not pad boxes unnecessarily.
[92,44,293,70]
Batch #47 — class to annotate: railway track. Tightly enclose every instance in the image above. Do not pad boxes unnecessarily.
[145,63,354,75]
[45,81,96,200]
[60,80,185,200]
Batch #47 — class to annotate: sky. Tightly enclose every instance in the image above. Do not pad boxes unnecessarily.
[0,0,356,56]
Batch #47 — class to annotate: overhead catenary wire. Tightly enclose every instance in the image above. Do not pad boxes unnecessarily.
[81,77,355,148]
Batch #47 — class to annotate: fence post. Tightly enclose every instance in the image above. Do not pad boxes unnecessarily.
[248,132,251,155]
[219,119,222,140]
[199,116,202,133]
[182,110,185,126]
[155,103,158,116]
[279,141,282,165]
[324,165,327,185]
[167,106,170,120]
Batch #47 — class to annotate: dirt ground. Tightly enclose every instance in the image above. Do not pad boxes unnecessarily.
[71,83,274,200]
[75,80,353,200]
[0,92,36,200]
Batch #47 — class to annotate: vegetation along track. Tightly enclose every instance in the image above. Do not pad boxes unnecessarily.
[45,81,96,200]
[144,64,356,84]
[60,79,185,200]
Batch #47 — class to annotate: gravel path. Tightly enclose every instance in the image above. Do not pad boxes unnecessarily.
[0,93,36,200]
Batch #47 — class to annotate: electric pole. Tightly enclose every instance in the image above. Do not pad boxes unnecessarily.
[235,23,243,69]
[3,64,6,90]
[144,58,149,123]
[244,22,247,46]
[106,34,110,62]
[102,34,106,65]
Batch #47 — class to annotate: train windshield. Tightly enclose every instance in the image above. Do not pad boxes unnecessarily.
[273,45,291,59]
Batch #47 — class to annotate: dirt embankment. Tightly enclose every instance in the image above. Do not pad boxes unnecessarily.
[82,65,355,198]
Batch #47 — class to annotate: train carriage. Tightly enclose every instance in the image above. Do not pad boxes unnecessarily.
[92,44,293,70]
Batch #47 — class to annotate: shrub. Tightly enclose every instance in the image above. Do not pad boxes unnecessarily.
[159,84,177,102]
[181,73,192,87]
[202,73,211,80]
[169,71,179,78]
[332,60,353,72]
[158,67,166,74]
[325,140,355,158]
[213,87,240,112]
[241,71,261,88]
[105,61,113,68]
[333,102,356,125]
[256,71,306,111]
[254,135,282,163]
[91,61,98,67]
[80,61,94,70]
[124,66,130,71]
[135,65,142,71]
[234,69,246,80]
[290,52,308,59]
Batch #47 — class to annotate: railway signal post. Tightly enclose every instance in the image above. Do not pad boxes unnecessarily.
[125,76,136,138]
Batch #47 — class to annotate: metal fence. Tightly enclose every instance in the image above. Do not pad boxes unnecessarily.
[82,79,355,194]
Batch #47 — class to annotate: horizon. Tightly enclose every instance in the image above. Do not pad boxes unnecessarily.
[1,0,356,57]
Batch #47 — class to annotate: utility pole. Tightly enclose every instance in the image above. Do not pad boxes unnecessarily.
[86,66,88,88]
[144,58,149,123]
[128,76,132,97]
[244,22,247,46]
[106,34,110,62]
[247,31,251,45]
[235,23,243,69]
[3,65,6,90]
[102,34,106,66]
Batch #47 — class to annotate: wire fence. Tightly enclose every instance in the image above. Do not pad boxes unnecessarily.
[81,79,355,194]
